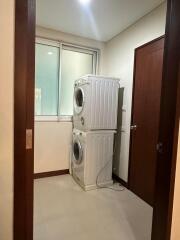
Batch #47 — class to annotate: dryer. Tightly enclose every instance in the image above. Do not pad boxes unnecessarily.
[72,129,115,191]
[73,75,120,131]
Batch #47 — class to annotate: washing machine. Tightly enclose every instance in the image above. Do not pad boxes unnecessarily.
[72,129,115,191]
[73,75,120,131]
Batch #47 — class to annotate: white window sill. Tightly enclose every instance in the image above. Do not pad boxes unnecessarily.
[35,115,72,122]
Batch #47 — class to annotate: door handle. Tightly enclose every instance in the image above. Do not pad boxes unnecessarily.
[156,142,163,154]
[130,125,137,130]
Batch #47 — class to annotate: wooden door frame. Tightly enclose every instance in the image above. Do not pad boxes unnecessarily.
[14,0,35,239]
[128,35,165,206]
[14,0,180,240]
[151,0,180,238]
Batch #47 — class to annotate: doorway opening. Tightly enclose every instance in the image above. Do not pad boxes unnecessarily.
[34,2,164,239]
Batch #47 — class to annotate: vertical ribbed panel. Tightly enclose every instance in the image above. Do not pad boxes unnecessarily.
[84,131,114,186]
[89,77,119,130]
[73,75,119,131]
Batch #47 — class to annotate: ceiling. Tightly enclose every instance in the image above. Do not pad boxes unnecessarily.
[36,0,164,42]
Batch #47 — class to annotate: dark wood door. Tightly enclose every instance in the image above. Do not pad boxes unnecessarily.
[129,37,164,206]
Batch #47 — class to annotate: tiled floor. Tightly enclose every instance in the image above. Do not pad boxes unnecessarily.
[34,175,153,240]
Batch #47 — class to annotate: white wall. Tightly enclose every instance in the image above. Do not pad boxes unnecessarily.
[0,0,14,239]
[35,122,72,173]
[34,26,105,173]
[104,3,167,181]
[171,122,180,240]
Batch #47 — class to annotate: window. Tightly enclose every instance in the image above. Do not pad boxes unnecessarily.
[35,38,98,121]
[35,43,59,116]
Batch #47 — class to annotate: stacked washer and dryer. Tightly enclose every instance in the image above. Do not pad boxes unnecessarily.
[71,75,120,191]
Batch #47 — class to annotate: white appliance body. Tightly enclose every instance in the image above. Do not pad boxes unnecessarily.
[73,75,120,131]
[72,129,115,190]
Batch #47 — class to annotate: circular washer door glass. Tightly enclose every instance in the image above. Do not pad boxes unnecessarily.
[74,87,84,114]
[73,140,83,164]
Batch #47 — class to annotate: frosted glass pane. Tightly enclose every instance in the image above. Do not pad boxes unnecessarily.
[60,49,93,115]
[35,43,59,116]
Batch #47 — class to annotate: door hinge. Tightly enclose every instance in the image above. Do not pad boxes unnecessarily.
[26,129,33,150]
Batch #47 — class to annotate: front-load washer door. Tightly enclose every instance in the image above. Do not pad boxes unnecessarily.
[74,87,84,115]
[73,138,83,165]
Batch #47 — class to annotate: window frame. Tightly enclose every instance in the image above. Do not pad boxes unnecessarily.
[35,37,99,122]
